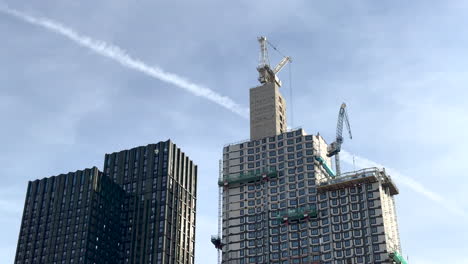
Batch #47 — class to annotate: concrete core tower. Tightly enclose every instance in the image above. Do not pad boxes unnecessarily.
[250,82,287,140]
[250,36,290,140]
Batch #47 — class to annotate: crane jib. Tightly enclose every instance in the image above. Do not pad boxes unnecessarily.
[327,103,353,177]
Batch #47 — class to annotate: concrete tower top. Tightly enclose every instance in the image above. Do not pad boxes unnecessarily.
[249,81,287,140]
[250,36,290,140]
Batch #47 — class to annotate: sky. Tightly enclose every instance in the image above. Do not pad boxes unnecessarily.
[1,1,468,263]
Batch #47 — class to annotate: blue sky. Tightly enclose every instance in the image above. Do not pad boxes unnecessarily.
[1,1,468,263]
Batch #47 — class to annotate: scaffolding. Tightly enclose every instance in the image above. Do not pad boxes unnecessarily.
[218,167,278,186]
[317,167,399,195]
[211,160,224,264]
[389,251,407,264]
[315,156,336,178]
[277,206,318,222]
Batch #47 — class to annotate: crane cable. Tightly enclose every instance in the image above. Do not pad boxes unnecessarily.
[266,39,288,58]
[266,39,294,128]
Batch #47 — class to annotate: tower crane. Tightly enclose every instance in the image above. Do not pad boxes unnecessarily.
[327,103,352,177]
[257,36,292,87]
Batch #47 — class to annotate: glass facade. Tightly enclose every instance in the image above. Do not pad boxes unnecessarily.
[104,140,197,264]
[15,140,197,264]
[14,167,123,264]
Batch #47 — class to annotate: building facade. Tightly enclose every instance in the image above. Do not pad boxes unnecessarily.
[15,140,197,264]
[104,140,197,264]
[219,74,403,263]
[316,168,402,263]
[14,167,123,264]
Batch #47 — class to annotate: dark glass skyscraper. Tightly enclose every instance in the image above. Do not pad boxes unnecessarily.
[14,140,197,264]
[14,167,124,264]
[104,140,197,264]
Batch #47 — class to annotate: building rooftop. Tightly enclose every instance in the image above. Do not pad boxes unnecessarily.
[317,167,399,195]
[223,127,305,147]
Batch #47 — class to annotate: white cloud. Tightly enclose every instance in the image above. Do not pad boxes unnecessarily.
[341,150,468,218]
[0,6,249,119]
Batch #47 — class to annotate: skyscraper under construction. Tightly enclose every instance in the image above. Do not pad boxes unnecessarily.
[215,37,405,264]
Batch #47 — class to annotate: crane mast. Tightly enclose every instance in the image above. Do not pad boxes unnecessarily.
[327,103,352,177]
[258,36,269,69]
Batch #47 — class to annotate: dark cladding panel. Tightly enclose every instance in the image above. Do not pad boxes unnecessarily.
[14,168,123,264]
[103,140,197,264]
[15,140,197,264]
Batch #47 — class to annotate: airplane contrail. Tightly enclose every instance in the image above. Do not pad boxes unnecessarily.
[4,5,465,218]
[0,6,249,118]
[341,150,468,218]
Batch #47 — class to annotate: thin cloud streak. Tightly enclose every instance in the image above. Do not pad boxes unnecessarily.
[0,6,249,118]
[341,150,468,218]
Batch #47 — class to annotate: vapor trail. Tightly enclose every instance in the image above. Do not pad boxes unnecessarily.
[6,5,464,218]
[0,6,249,118]
[341,150,468,218]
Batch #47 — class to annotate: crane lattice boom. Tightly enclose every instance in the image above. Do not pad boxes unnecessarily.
[273,56,292,74]
[327,103,352,177]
